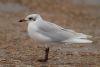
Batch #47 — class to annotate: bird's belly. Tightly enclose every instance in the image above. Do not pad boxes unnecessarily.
[29,32,51,42]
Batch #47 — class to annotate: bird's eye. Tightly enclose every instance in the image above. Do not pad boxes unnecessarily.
[28,17,36,21]
[29,17,33,20]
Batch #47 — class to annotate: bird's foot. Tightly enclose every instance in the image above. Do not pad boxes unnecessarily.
[38,47,49,62]
[38,59,48,62]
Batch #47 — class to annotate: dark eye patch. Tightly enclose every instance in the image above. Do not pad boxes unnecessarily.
[29,17,33,20]
[28,17,36,21]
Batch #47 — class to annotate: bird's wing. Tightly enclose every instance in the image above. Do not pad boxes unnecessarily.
[38,20,65,32]
[37,21,92,42]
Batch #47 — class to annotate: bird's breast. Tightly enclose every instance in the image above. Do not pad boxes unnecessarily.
[27,23,51,42]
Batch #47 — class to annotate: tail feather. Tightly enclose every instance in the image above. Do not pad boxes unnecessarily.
[76,33,92,39]
[63,39,93,43]
[64,29,93,43]
[65,29,92,39]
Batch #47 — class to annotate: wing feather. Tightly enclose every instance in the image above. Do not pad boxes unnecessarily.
[37,20,92,42]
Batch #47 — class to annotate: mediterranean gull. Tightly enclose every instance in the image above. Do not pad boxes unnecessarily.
[19,14,92,62]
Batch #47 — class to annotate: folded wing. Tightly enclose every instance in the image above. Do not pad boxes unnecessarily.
[38,20,92,43]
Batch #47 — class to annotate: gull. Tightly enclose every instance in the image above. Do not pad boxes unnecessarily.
[19,14,92,62]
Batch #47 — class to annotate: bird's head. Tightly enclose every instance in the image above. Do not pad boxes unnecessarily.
[19,14,42,23]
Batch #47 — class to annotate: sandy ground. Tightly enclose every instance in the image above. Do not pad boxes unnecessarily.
[0,0,100,67]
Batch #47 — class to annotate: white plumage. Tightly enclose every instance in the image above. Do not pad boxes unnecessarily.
[24,14,92,44]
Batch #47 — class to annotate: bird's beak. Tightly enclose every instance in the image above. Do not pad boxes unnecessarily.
[19,19,27,22]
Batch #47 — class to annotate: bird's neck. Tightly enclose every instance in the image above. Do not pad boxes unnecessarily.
[37,17,43,22]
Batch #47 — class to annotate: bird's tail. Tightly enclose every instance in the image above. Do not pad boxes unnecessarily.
[63,29,93,43]
[63,34,93,43]
[63,38,93,43]
[76,33,92,39]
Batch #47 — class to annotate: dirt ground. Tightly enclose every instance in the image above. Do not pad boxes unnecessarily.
[0,0,100,67]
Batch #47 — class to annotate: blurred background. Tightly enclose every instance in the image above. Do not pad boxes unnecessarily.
[0,0,100,67]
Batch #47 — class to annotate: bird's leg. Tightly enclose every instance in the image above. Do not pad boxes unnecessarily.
[38,47,50,62]
[44,47,49,61]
